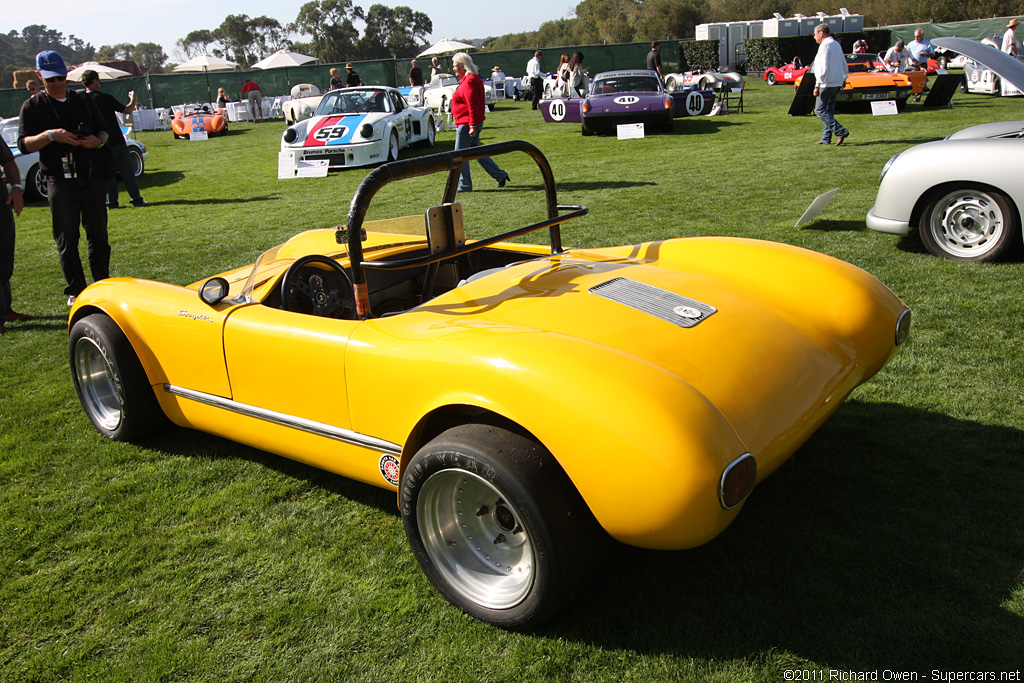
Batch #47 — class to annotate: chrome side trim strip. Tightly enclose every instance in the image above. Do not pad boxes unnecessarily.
[164,384,402,455]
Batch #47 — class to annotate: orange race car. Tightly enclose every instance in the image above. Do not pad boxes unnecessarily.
[171,103,229,139]
[795,53,926,109]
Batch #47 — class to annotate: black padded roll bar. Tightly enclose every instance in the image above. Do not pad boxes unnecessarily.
[338,140,588,318]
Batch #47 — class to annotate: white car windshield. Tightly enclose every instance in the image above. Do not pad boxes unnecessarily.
[316,89,393,116]
[1,119,19,147]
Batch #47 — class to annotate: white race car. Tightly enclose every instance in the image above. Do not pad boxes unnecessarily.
[866,37,1024,262]
[422,73,496,114]
[664,69,743,93]
[280,86,435,171]
[2,116,147,202]
[282,83,324,125]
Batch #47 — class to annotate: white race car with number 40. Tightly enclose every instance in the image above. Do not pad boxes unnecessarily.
[281,86,435,172]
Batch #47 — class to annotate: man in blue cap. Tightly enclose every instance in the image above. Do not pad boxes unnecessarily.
[17,50,111,306]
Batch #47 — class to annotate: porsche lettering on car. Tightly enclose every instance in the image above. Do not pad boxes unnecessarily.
[867,37,1024,261]
[280,86,435,171]
[67,141,909,630]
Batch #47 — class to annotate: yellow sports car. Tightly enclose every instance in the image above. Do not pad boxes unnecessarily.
[68,142,910,630]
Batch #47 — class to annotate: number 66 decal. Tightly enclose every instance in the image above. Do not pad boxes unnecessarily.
[314,126,348,141]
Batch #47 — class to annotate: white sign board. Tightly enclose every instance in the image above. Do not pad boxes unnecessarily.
[278,152,330,179]
[189,130,209,141]
[795,188,840,228]
[616,123,645,140]
[870,100,899,116]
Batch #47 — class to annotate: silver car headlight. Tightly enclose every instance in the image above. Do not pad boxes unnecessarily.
[879,153,900,182]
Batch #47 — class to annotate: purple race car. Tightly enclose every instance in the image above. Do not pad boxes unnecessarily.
[580,70,675,135]
[540,87,713,126]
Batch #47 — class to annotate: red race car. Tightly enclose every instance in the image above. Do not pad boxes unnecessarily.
[763,59,809,85]
[171,103,229,139]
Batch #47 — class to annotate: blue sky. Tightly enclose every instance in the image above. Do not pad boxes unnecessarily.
[8,0,574,63]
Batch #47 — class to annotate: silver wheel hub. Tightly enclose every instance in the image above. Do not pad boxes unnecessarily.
[417,470,534,610]
[74,337,122,431]
[931,190,1004,255]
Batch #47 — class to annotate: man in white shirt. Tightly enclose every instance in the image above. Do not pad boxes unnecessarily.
[811,24,850,146]
[907,29,935,68]
[884,41,910,73]
[1002,19,1019,56]
[526,50,543,110]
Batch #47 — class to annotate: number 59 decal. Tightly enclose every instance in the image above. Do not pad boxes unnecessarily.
[314,126,348,141]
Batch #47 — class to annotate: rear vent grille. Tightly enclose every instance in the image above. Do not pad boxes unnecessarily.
[589,277,716,328]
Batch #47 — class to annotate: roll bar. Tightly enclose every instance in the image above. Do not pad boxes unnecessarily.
[337,140,588,318]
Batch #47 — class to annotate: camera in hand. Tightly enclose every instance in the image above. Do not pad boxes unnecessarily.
[75,122,94,139]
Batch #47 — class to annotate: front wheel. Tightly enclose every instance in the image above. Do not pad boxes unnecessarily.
[766,71,777,86]
[918,186,1021,262]
[69,314,167,441]
[401,423,596,630]
[25,164,46,202]
[665,76,679,93]
[387,131,400,162]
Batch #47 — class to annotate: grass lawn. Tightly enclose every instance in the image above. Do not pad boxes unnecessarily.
[1,80,1022,681]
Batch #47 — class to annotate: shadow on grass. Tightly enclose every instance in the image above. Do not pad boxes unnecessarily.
[802,219,868,232]
[547,399,1023,669]
[135,170,186,190]
[147,429,397,516]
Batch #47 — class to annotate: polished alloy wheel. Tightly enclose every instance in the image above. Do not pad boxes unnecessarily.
[74,337,122,432]
[416,470,535,610]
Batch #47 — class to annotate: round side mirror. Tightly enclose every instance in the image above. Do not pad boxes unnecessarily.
[199,277,230,305]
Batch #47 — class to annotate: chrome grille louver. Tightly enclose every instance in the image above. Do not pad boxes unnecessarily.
[589,277,716,328]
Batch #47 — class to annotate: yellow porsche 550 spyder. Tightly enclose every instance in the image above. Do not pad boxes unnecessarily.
[68,142,910,629]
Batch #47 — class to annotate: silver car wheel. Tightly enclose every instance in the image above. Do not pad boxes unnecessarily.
[416,470,535,610]
[925,188,1007,258]
[74,336,123,432]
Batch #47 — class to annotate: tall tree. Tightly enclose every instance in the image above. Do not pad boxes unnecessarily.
[175,29,216,61]
[134,42,168,72]
[574,0,642,44]
[291,0,364,62]
[250,16,292,58]
[358,4,432,59]
[214,14,255,65]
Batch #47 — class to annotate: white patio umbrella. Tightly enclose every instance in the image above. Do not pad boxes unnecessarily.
[251,49,317,70]
[67,62,132,81]
[417,39,475,57]
[173,55,238,103]
[173,54,238,72]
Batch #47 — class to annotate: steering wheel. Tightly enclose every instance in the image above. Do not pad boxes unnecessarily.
[280,255,356,319]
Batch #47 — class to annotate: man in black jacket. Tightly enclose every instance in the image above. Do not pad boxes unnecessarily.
[18,50,110,305]
[82,69,147,208]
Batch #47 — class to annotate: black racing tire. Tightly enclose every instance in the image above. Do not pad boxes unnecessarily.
[420,117,436,147]
[69,314,167,441]
[128,146,145,177]
[400,422,597,630]
[581,120,595,136]
[387,131,400,162]
[766,71,777,86]
[918,185,1021,262]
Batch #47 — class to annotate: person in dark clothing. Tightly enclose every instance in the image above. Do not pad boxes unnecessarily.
[1,141,27,333]
[345,63,363,87]
[647,40,663,79]
[18,50,110,305]
[82,69,147,208]
[409,59,424,86]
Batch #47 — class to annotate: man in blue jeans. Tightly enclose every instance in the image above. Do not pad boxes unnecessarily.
[811,23,850,146]
[83,69,147,208]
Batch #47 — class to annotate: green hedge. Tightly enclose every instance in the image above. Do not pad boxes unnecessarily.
[744,29,893,71]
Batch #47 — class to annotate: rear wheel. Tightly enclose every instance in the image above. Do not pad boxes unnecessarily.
[128,146,145,177]
[401,423,596,630]
[69,314,167,441]
[421,117,436,147]
[918,185,1020,262]
[25,164,46,202]
[766,71,777,86]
